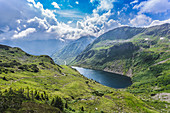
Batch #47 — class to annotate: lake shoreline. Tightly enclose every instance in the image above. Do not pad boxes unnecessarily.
[71,65,132,78]
[72,66,132,89]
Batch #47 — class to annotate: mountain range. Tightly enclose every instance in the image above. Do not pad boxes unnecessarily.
[0,44,161,112]
[72,23,170,74]
[0,23,169,112]
[0,39,68,55]
[51,35,96,65]
[71,23,170,104]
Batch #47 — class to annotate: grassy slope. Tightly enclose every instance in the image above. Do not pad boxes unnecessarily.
[51,36,96,65]
[72,24,170,112]
[0,44,159,113]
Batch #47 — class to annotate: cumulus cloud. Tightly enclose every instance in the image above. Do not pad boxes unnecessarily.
[0,0,121,41]
[45,10,120,39]
[51,2,60,9]
[67,21,73,24]
[148,19,170,27]
[27,0,58,22]
[27,17,50,30]
[90,0,95,3]
[133,0,170,14]
[12,28,36,39]
[130,14,152,26]
[130,0,138,5]
[91,0,115,12]
[102,19,121,32]
[75,1,79,4]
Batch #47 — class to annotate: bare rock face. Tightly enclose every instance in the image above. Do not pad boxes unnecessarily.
[152,93,170,103]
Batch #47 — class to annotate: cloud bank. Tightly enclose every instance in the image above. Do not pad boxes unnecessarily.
[0,0,121,41]
[0,0,169,41]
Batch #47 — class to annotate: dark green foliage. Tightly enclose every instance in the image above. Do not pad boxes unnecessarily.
[81,106,84,111]
[71,24,170,112]
[2,76,7,81]
[0,44,61,74]
[0,88,26,112]
[65,101,68,109]
[0,88,63,112]
[51,96,64,111]
[35,92,40,100]
[18,64,39,72]
[92,91,104,97]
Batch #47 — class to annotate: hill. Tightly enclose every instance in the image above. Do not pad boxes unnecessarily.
[72,24,170,107]
[0,44,161,112]
[51,35,96,65]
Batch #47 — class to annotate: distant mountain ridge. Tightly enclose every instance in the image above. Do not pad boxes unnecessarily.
[51,35,96,65]
[0,39,69,55]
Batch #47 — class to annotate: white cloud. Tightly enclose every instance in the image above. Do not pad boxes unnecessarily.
[102,19,121,32]
[55,10,84,18]
[90,0,95,3]
[67,21,73,24]
[91,0,115,12]
[133,0,170,14]
[68,5,73,8]
[51,2,60,9]
[27,17,50,30]
[148,19,170,27]
[23,25,27,28]
[17,27,21,31]
[12,28,36,39]
[27,0,58,22]
[16,19,21,24]
[75,1,79,4]
[97,0,115,12]
[0,0,120,41]
[130,0,138,4]
[51,10,120,39]
[130,14,152,26]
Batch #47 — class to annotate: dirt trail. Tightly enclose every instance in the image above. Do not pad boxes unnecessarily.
[153,58,170,66]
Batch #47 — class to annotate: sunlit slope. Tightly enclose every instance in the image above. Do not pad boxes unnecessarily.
[0,44,159,112]
[72,24,170,111]
[51,35,96,65]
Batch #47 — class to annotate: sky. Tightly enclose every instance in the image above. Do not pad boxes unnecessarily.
[0,0,169,41]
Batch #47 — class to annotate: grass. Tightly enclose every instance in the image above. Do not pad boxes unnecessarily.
[71,24,170,112]
[0,44,160,112]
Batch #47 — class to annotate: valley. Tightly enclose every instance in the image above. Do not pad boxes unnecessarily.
[0,44,162,112]
[0,24,169,113]
[0,0,170,112]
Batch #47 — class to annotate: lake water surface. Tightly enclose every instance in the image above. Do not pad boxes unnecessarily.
[72,66,132,89]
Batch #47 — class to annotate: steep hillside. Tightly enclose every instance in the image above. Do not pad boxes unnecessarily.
[0,44,161,112]
[72,24,170,105]
[52,35,96,65]
[72,24,169,74]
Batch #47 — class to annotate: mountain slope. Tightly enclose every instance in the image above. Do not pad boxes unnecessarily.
[72,24,170,106]
[72,24,169,74]
[0,44,160,112]
[52,35,96,65]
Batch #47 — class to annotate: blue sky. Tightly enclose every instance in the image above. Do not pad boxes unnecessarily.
[0,0,169,41]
